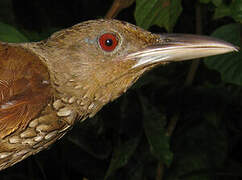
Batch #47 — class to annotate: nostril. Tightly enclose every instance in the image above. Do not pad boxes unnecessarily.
[164,38,171,43]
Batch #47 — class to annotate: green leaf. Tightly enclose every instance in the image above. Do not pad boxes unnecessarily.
[140,96,173,166]
[199,0,211,4]
[214,4,231,19]
[0,22,28,42]
[204,24,241,85]
[199,0,222,6]
[135,0,182,32]
[230,0,242,23]
[214,1,242,22]
[104,134,141,179]
[212,0,222,6]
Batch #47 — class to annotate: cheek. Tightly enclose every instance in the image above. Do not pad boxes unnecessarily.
[93,60,135,85]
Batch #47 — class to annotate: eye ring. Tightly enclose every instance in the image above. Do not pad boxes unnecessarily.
[99,33,118,52]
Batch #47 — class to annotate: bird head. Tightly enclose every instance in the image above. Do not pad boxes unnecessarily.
[28,19,238,118]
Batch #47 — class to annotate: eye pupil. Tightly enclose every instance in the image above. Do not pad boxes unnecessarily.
[105,39,113,46]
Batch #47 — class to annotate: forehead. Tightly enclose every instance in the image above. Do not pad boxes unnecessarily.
[72,19,141,33]
[75,20,155,46]
[70,19,154,43]
[47,19,157,58]
[49,19,155,45]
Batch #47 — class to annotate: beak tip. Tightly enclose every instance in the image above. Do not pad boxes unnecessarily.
[234,46,240,52]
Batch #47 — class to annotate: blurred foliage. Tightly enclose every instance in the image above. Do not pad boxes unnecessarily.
[140,96,173,166]
[200,0,242,23]
[0,0,241,180]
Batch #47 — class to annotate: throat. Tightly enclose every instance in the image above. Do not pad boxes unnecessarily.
[52,79,108,122]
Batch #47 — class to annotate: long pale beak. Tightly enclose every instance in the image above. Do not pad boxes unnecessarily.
[128,34,239,68]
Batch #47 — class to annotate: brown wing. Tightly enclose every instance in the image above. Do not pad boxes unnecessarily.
[0,42,52,139]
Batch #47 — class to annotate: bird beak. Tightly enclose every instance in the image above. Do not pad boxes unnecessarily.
[127,34,239,68]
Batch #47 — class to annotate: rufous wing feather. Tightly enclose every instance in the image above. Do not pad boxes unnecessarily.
[0,43,52,139]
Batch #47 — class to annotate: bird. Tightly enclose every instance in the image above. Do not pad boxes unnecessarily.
[0,19,239,171]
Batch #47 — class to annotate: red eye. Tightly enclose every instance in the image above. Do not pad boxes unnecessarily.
[99,33,118,52]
